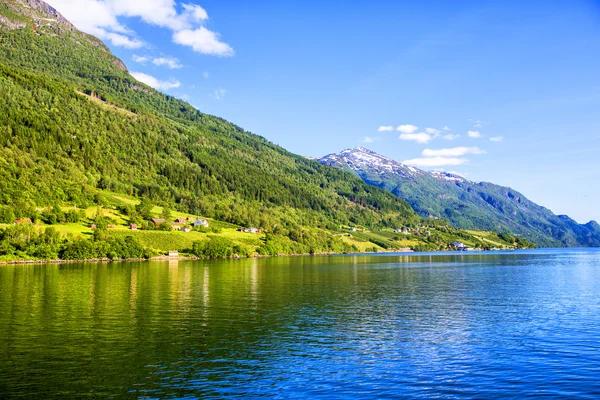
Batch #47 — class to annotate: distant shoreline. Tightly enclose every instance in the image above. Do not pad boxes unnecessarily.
[0,248,417,265]
[0,248,552,266]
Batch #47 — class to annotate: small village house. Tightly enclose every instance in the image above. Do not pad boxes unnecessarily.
[15,218,32,225]
[151,218,165,226]
[450,242,467,251]
[238,227,261,233]
[180,226,192,233]
[168,250,179,258]
[130,224,137,230]
[194,218,209,228]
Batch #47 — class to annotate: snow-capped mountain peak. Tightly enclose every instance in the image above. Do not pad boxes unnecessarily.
[320,147,423,177]
[319,147,470,183]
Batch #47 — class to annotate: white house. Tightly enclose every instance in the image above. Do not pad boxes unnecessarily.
[194,218,209,228]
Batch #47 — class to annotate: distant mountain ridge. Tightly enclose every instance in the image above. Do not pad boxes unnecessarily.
[319,148,600,247]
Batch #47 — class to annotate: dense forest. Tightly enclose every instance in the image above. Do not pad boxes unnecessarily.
[0,11,420,232]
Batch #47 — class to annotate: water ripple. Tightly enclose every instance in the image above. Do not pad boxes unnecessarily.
[1,249,600,398]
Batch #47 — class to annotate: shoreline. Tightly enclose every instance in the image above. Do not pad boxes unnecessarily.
[0,247,554,266]
[0,248,415,266]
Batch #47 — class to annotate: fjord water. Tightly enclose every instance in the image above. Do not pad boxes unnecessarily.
[1,250,600,398]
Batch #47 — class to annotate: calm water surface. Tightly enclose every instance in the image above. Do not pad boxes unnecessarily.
[1,249,600,398]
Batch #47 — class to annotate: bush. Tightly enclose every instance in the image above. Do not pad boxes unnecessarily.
[0,206,16,224]
[61,237,97,260]
[42,210,58,225]
[64,210,83,223]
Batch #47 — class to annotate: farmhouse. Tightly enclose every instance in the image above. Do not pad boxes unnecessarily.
[239,227,261,233]
[151,218,165,226]
[450,242,467,251]
[194,218,209,228]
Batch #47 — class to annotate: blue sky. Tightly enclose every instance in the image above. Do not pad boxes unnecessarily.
[47,0,600,223]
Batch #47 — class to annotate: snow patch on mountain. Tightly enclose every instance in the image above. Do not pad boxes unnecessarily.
[430,171,466,183]
[319,147,469,183]
[320,147,420,177]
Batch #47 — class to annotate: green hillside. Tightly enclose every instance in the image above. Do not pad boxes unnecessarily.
[0,0,418,227]
[0,0,532,261]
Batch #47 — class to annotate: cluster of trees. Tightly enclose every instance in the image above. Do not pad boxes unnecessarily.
[498,233,537,249]
[0,204,83,224]
[60,233,150,260]
[257,230,356,256]
[191,228,358,260]
[192,236,250,259]
[0,224,152,261]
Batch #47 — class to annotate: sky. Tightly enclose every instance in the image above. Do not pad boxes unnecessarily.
[45,0,600,224]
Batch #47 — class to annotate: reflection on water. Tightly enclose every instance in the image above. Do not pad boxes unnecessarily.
[1,250,600,398]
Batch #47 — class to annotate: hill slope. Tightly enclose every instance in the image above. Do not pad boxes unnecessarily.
[0,0,423,242]
[319,148,600,247]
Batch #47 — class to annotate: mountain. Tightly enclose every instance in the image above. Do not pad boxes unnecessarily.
[319,148,600,247]
[0,0,429,254]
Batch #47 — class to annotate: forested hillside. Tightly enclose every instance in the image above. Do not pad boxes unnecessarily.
[0,0,422,241]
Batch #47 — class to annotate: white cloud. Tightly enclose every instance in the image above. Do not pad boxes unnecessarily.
[173,27,234,56]
[468,130,482,138]
[152,56,182,69]
[132,54,149,63]
[469,119,487,128]
[109,0,190,31]
[377,126,394,132]
[45,0,233,54]
[425,128,441,135]
[397,124,419,134]
[182,3,209,22]
[214,88,227,100]
[399,132,433,144]
[443,134,460,140]
[403,157,469,167]
[203,71,209,79]
[490,136,504,142]
[103,32,144,48]
[443,126,451,131]
[130,72,180,91]
[422,147,486,157]
[363,136,375,143]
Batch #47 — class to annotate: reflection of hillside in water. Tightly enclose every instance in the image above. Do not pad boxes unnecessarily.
[1,250,599,397]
